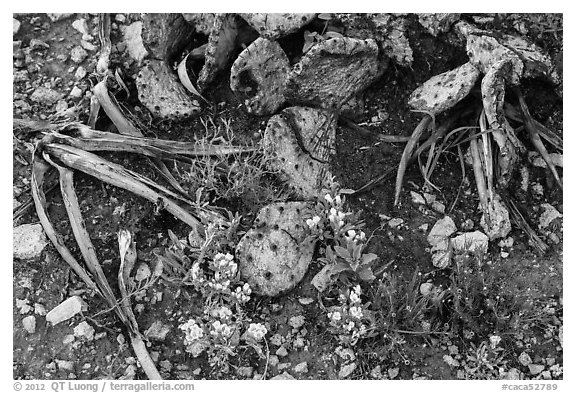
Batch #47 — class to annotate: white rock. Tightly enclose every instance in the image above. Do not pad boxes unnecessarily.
[55,359,75,371]
[55,100,68,113]
[427,216,456,250]
[74,321,95,341]
[388,218,404,228]
[420,282,435,297]
[47,13,74,23]
[115,14,126,23]
[558,326,563,347]
[13,18,21,35]
[46,296,87,326]
[271,371,295,380]
[121,22,148,65]
[518,351,532,367]
[432,201,445,214]
[144,321,171,342]
[69,86,83,98]
[236,366,253,378]
[70,46,88,63]
[72,19,91,37]
[528,364,545,375]
[504,368,521,379]
[13,223,48,259]
[30,87,64,106]
[293,362,308,373]
[338,362,356,379]
[74,66,87,80]
[529,151,562,168]
[388,367,400,379]
[451,231,489,254]
[34,303,47,316]
[81,40,98,51]
[276,346,288,357]
[410,191,426,205]
[289,315,305,329]
[431,249,452,268]
[539,203,561,229]
[22,315,36,334]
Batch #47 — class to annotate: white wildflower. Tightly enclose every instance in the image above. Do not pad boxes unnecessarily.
[210,306,232,320]
[329,311,342,322]
[489,335,502,349]
[349,306,363,319]
[210,321,233,339]
[306,215,321,229]
[246,323,267,342]
[325,194,334,204]
[179,320,204,344]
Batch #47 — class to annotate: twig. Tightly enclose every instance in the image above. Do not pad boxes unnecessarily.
[340,117,420,143]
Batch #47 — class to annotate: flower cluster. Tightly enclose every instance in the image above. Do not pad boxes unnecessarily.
[245,323,268,342]
[327,285,368,345]
[207,252,237,291]
[344,229,366,244]
[233,283,252,303]
[179,319,205,345]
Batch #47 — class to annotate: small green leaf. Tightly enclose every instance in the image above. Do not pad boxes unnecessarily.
[358,266,376,282]
[361,253,379,265]
[334,245,351,260]
[318,13,332,20]
[332,262,352,274]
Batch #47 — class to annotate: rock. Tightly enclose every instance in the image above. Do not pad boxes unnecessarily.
[74,321,95,341]
[420,282,435,297]
[263,106,336,198]
[47,13,74,22]
[144,321,171,342]
[275,346,288,357]
[70,46,88,64]
[13,18,21,35]
[269,355,280,367]
[236,366,253,378]
[432,201,445,214]
[81,40,98,51]
[311,264,334,293]
[409,62,480,116]
[115,14,126,23]
[286,37,382,110]
[34,303,47,316]
[417,14,461,36]
[121,22,148,64]
[529,151,563,168]
[388,218,404,228]
[338,362,356,379]
[388,367,400,379]
[136,59,201,119]
[69,86,83,99]
[46,296,88,326]
[22,315,36,334]
[30,87,63,106]
[518,351,532,367]
[411,191,426,205]
[240,13,316,40]
[558,326,563,348]
[74,66,87,80]
[230,37,290,115]
[427,216,457,251]
[451,231,489,255]
[504,368,521,380]
[13,223,49,259]
[271,371,295,380]
[293,362,308,374]
[370,365,383,379]
[141,13,194,62]
[480,196,511,240]
[539,203,561,229]
[528,364,545,375]
[72,18,91,37]
[55,359,75,372]
[29,39,49,51]
[55,100,68,113]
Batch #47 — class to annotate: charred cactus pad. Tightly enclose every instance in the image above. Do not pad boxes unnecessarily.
[141,13,195,62]
[285,37,381,110]
[263,106,336,199]
[236,202,314,297]
[239,13,316,40]
[230,37,290,115]
[136,59,201,119]
[408,62,480,115]
[197,14,241,92]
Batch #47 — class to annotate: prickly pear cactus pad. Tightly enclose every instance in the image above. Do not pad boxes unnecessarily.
[236,202,314,296]
[136,59,200,119]
[408,62,480,115]
[239,13,316,40]
[417,13,461,37]
[141,13,195,62]
[181,13,216,35]
[285,37,381,109]
[197,14,240,92]
[230,37,290,115]
[263,107,336,199]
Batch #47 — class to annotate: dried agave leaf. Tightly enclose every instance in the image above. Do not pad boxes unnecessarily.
[96,13,111,74]
[44,143,203,231]
[409,62,480,115]
[230,37,290,115]
[94,80,142,136]
[177,52,208,102]
[239,13,316,40]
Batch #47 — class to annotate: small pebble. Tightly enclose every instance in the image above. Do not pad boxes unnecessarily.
[276,346,288,357]
[293,362,308,374]
[22,315,36,334]
[70,46,88,63]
